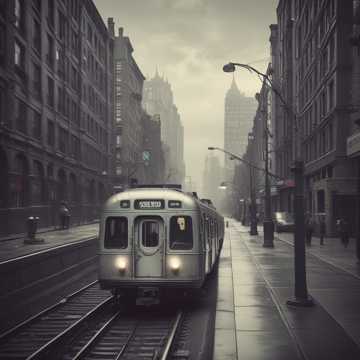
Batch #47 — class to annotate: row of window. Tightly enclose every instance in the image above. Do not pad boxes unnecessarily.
[301,79,335,137]
[105,216,193,250]
[1,152,106,208]
[303,121,334,163]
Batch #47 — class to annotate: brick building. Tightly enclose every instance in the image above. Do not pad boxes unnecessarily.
[0,0,113,237]
[108,20,148,189]
[272,0,354,235]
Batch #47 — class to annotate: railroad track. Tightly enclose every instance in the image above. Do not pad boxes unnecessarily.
[0,280,113,360]
[62,310,182,360]
[0,278,183,360]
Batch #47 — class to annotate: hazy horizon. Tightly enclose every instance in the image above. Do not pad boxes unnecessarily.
[94,0,278,194]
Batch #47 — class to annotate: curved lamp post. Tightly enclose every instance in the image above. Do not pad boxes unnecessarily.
[222,62,313,307]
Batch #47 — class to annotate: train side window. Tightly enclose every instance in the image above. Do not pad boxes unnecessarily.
[142,221,159,247]
[170,216,193,250]
[105,217,128,249]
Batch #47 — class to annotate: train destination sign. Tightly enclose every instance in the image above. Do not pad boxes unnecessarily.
[134,199,165,210]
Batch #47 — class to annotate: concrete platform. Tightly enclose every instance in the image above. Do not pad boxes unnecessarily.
[0,223,99,333]
[214,218,360,360]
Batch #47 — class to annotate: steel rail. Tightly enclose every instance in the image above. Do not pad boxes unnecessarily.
[160,310,183,360]
[72,310,124,360]
[27,295,114,360]
[0,280,99,341]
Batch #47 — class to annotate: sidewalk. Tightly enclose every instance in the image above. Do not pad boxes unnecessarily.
[275,231,360,279]
[214,218,360,360]
[0,223,99,263]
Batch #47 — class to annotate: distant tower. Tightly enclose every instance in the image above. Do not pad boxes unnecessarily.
[224,77,257,181]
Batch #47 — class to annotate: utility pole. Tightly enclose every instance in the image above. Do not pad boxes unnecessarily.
[262,99,274,247]
[248,133,258,235]
[222,61,313,307]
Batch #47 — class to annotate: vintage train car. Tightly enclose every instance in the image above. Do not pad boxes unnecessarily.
[98,186,224,303]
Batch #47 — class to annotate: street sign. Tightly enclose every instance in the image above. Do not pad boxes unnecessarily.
[142,150,151,166]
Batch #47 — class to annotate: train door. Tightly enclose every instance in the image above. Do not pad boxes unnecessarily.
[135,216,164,277]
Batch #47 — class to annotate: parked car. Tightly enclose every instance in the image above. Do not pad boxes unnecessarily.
[274,212,294,233]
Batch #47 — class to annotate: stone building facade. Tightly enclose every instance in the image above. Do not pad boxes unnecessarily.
[224,77,257,182]
[142,71,186,185]
[272,0,355,235]
[0,0,113,237]
[108,20,147,189]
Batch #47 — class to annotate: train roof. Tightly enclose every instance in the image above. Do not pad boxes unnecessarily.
[103,188,219,213]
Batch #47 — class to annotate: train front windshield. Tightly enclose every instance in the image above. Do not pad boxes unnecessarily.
[169,216,193,250]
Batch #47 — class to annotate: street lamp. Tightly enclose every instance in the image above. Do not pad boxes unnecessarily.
[247,133,258,235]
[222,62,313,306]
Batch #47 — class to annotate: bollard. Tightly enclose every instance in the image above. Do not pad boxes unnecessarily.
[24,216,45,244]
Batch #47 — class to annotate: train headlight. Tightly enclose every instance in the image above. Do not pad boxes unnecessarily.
[115,257,127,273]
[169,257,181,273]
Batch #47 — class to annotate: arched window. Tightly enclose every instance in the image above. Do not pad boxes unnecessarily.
[32,161,45,205]
[11,153,29,207]
[0,147,9,208]
[47,164,56,202]
[57,168,67,202]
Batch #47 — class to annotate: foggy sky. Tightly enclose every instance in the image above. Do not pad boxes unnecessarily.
[94,0,277,194]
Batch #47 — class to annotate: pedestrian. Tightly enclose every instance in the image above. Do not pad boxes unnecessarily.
[59,201,70,229]
[305,214,314,246]
[319,215,326,246]
[337,217,349,248]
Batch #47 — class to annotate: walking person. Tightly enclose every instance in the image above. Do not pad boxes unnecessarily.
[319,215,326,246]
[305,213,314,246]
[337,217,349,248]
[59,201,70,230]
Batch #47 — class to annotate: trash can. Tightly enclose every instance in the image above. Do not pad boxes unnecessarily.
[27,216,38,239]
[24,216,44,244]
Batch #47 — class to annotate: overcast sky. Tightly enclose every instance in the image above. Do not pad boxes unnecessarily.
[94,0,278,193]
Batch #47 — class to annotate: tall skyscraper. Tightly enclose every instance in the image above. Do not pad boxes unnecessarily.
[142,71,185,185]
[224,77,257,180]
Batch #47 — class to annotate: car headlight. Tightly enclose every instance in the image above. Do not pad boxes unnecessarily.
[115,257,127,273]
[169,257,181,273]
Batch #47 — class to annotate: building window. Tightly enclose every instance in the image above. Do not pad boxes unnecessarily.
[87,23,92,43]
[15,98,27,134]
[328,122,333,150]
[0,0,6,18]
[47,119,54,146]
[71,29,78,57]
[317,190,325,213]
[71,65,78,91]
[58,126,68,153]
[56,47,65,79]
[31,110,42,140]
[47,0,54,28]
[32,160,44,205]
[32,0,41,13]
[11,154,29,207]
[14,40,25,71]
[329,80,334,110]
[32,62,41,100]
[58,11,66,41]
[46,34,54,67]
[14,0,25,33]
[32,18,41,53]
[71,135,80,159]
[47,76,54,107]
[0,23,5,66]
